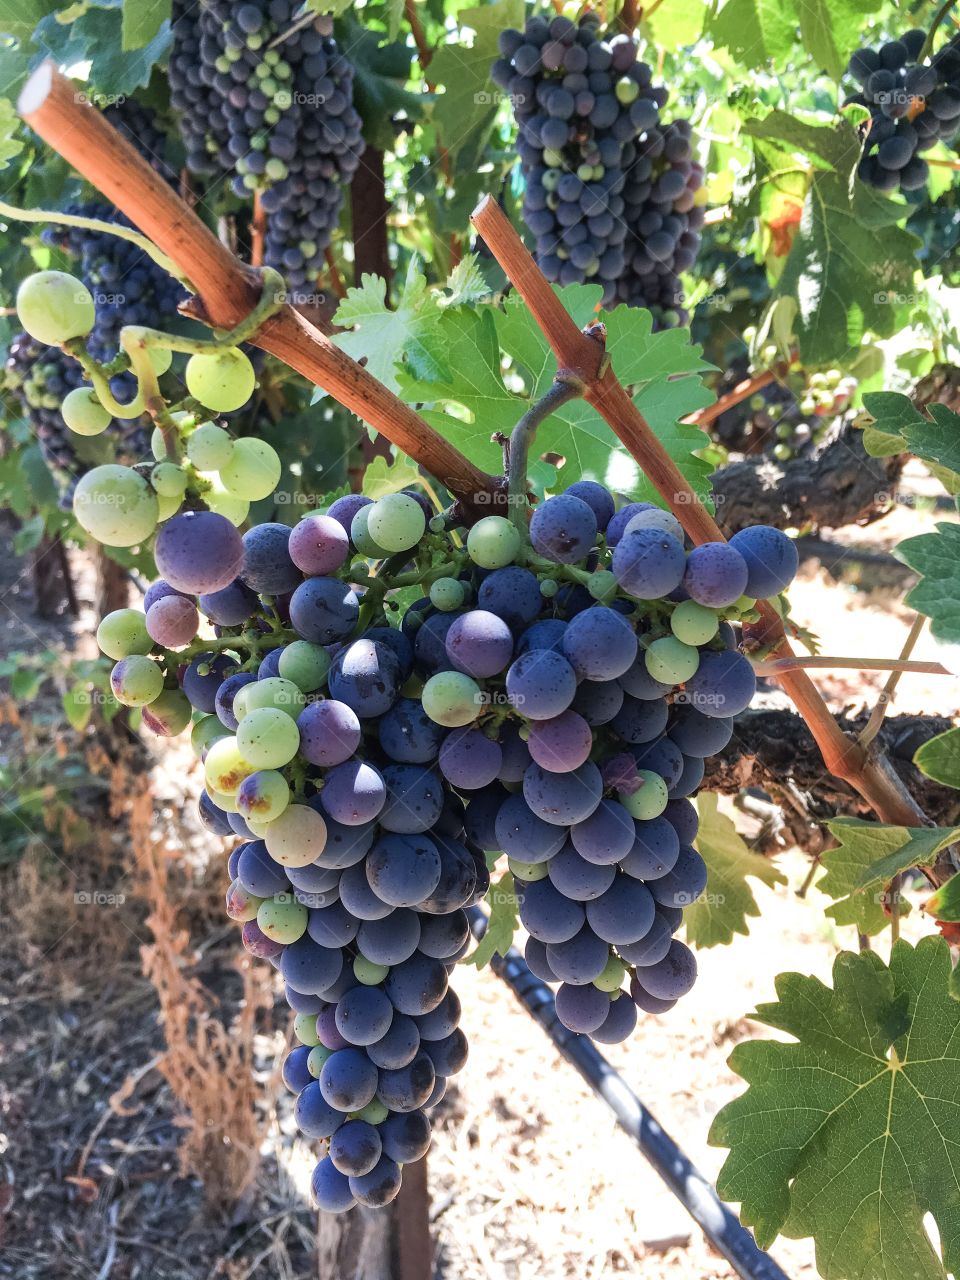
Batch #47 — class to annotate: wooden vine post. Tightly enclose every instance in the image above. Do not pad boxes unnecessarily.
[13,55,951,1277]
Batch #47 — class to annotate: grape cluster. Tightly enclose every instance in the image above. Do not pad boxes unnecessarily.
[492,15,703,327]
[714,358,857,461]
[102,98,178,182]
[846,29,960,194]
[169,0,364,300]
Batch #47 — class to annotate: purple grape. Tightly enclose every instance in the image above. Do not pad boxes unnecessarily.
[289,512,350,574]
[297,699,361,767]
[154,510,244,594]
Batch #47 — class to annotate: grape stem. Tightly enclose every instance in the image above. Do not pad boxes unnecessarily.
[753,655,949,677]
[921,0,958,61]
[507,376,585,536]
[857,614,928,748]
[0,199,184,281]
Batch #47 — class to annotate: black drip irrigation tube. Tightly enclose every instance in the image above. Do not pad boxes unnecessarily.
[466,908,790,1280]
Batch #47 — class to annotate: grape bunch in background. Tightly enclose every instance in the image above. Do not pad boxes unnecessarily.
[492,14,704,329]
[846,28,960,194]
[169,0,364,301]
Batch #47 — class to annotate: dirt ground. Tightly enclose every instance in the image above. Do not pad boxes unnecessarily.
[0,479,956,1280]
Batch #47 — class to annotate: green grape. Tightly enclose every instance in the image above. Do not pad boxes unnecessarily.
[203,735,254,796]
[185,345,255,412]
[234,676,305,721]
[355,1097,389,1125]
[586,570,617,603]
[508,857,548,881]
[208,786,239,814]
[540,578,558,598]
[749,393,766,411]
[615,76,639,103]
[731,594,756,613]
[148,346,173,376]
[151,462,188,498]
[201,473,250,526]
[16,270,95,345]
[264,803,327,867]
[278,641,330,691]
[542,168,561,192]
[577,162,594,181]
[773,443,792,462]
[670,600,719,646]
[187,422,234,471]
[110,655,164,707]
[244,816,271,838]
[354,955,390,985]
[61,387,110,436]
[73,465,159,547]
[218,437,281,502]
[257,894,308,943]
[156,492,182,522]
[621,770,669,820]
[428,514,445,534]
[543,147,563,167]
[96,608,151,659]
[191,713,231,757]
[236,706,300,769]
[366,493,426,553]
[294,1013,320,1046]
[775,422,792,440]
[644,635,700,684]
[226,878,262,922]
[593,955,626,993]
[308,1045,333,1077]
[237,769,291,822]
[421,670,482,727]
[151,426,167,461]
[400,672,424,699]
[429,577,465,611]
[466,515,521,569]
[142,688,192,735]
[350,504,389,557]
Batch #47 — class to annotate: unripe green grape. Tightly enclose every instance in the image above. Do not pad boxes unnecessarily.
[366,493,427,553]
[593,955,626,992]
[148,346,174,376]
[543,147,563,167]
[96,607,151,659]
[151,426,167,461]
[235,675,305,721]
[308,1045,333,1077]
[428,514,445,533]
[110,655,164,706]
[294,1013,320,1046]
[354,955,390,985]
[749,393,766,411]
[278,641,330,691]
[237,768,291,822]
[218,437,281,501]
[264,802,327,867]
[185,346,255,412]
[621,770,669,820]
[421,670,482,726]
[16,270,95,345]
[204,735,254,796]
[192,713,230,757]
[141,688,193,736]
[773,443,791,461]
[577,162,594,181]
[615,76,639,103]
[540,578,558,598]
[775,422,792,440]
[542,168,561,192]
[236,706,300,769]
[645,635,699,684]
[356,1097,389,1125]
[670,599,719,646]
[156,492,182,521]
[244,816,271,838]
[187,422,235,471]
[73,465,159,547]
[429,577,465,611]
[587,569,617,603]
[350,504,389,558]
[226,878,263,922]
[201,474,249,526]
[257,894,307,943]
[208,786,239,814]
[466,515,521,569]
[731,594,756,613]
[151,462,188,498]
[61,387,111,436]
[508,857,548,881]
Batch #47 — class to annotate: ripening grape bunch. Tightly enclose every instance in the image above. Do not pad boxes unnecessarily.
[169,0,364,300]
[845,28,960,194]
[714,358,857,462]
[492,14,704,328]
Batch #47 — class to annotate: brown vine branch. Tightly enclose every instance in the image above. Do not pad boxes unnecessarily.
[686,369,775,428]
[469,194,935,841]
[405,0,434,74]
[250,191,265,269]
[616,0,641,32]
[753,654,949,677]
[858,614,928,748]
[19,63,497,517]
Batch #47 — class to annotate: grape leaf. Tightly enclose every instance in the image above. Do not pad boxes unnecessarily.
[686,793,785,948]
[361,453,421,499]
[896,523,960,644]
[342,15,423,150]
[463,871,518,969]
[924,873,960,923]
[0,0,59,41]
[861,393,960,492]
[333,261,446,396]
[122,0,169,49]
[0,100,26,173]
[860,390,925,457]
[641,0,708,50]
[32,5,172,95]
[915,728,960,789]
[819,818,960,934]
[63,684,93,732]
[711,937,960,1279]
[794,0,881,82]
[706,0,799,70]
[745,113,922,364]
[443,254,490,308]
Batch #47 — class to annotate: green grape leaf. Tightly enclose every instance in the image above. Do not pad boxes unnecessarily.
[361,453,421,499]
[795,0,880,82]
[924,872,960,923]
[915,727,960,789]
[861,393,960,491]
[0,0,59,41]
[122,0,169,49]
[333,261,446,396]
[686,793,786,948]
[706,0,799,69]
[428,0,524,171]
[63,684,93,732]
[746,113,922,364]
[819,818,960,933]
[342,15,423,150]
[443,254,490,308]
[13,513,45,555]
[0,100,26,172]
[861,390,925,457]
[305,0,354,15]
[641,0,708,50]
[711,937,960,1278]
[463,871,518,968]
[896,522,960,644]
[32,5,172,95]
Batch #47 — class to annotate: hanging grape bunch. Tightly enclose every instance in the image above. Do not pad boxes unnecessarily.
[492,14,704,328]
[846,28,960,194]
[169,0,364,301]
